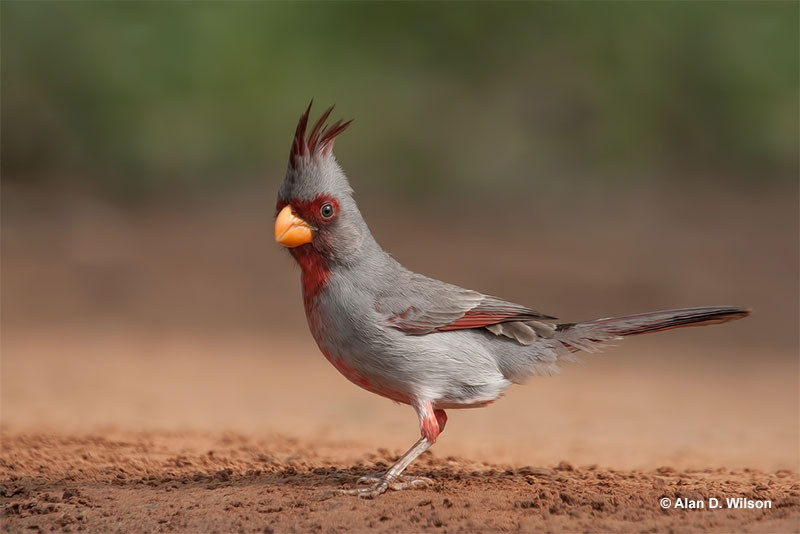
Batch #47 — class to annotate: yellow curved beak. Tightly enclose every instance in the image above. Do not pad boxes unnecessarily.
[274,205,313,247]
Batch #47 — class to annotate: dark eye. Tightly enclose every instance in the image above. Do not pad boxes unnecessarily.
[320,202,335,219]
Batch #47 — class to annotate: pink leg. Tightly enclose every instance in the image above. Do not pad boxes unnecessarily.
[420,404,448,441]
[435,408,448,432]
[340,402,447,499]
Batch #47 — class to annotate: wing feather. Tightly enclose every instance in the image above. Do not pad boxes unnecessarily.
[376,272,555,343]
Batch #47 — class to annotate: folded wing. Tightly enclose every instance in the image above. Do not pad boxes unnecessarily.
[376,273,556,344]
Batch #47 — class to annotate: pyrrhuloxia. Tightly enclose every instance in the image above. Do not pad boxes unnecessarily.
[274,103,749,498]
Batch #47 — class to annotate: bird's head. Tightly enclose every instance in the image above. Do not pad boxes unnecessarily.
[275,102,370,269]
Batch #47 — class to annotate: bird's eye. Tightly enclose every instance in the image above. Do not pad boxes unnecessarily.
[320,203,335,219]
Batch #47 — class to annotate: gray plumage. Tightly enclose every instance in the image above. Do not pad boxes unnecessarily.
[278,151,747,408]
[275,104,750,497]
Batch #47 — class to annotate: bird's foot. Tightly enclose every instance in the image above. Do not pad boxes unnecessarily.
[339,474,433,499]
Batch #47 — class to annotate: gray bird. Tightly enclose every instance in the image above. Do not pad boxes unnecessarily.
[274,103,750,498]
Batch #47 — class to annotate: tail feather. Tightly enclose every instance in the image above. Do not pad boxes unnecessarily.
[558,306,750,347]
[503,306,750,381]
[500,306,749,382]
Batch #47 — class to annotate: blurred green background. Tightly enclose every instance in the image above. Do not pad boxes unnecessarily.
[2,1,797,198]
[2,2,798,466]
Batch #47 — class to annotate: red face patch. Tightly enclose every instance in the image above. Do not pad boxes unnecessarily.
[276,194,341,307]
[276,195,340,229]
[276,194,339,228]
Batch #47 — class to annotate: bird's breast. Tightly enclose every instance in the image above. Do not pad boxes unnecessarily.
[303,286,413,405]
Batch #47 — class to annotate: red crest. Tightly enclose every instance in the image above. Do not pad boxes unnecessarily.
[290,101,353,169]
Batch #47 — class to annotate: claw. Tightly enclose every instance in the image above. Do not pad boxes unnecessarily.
[339,474,432,498]
[338,436,436,498]
[406,476,433,489]
[339,479,389,499]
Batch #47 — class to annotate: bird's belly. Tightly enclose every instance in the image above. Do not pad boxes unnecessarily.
[317,345,413,405]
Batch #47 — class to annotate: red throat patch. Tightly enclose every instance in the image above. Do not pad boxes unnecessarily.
[292,245,330,311]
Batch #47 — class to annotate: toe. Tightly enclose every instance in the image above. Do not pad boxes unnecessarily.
[340,473,433,498]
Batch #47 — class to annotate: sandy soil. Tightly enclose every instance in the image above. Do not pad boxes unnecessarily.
[2,432,798,533]
[2,184,798,532]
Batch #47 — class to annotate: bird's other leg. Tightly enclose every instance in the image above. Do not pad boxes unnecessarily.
[340,402,447,499]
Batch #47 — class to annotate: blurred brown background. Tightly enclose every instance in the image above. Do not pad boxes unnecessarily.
[2,2,797,471]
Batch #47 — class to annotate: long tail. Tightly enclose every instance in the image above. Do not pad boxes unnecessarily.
[555,306,750,352]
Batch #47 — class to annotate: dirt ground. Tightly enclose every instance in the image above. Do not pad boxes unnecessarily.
[2,432,798,533]
[2,184,799,532]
